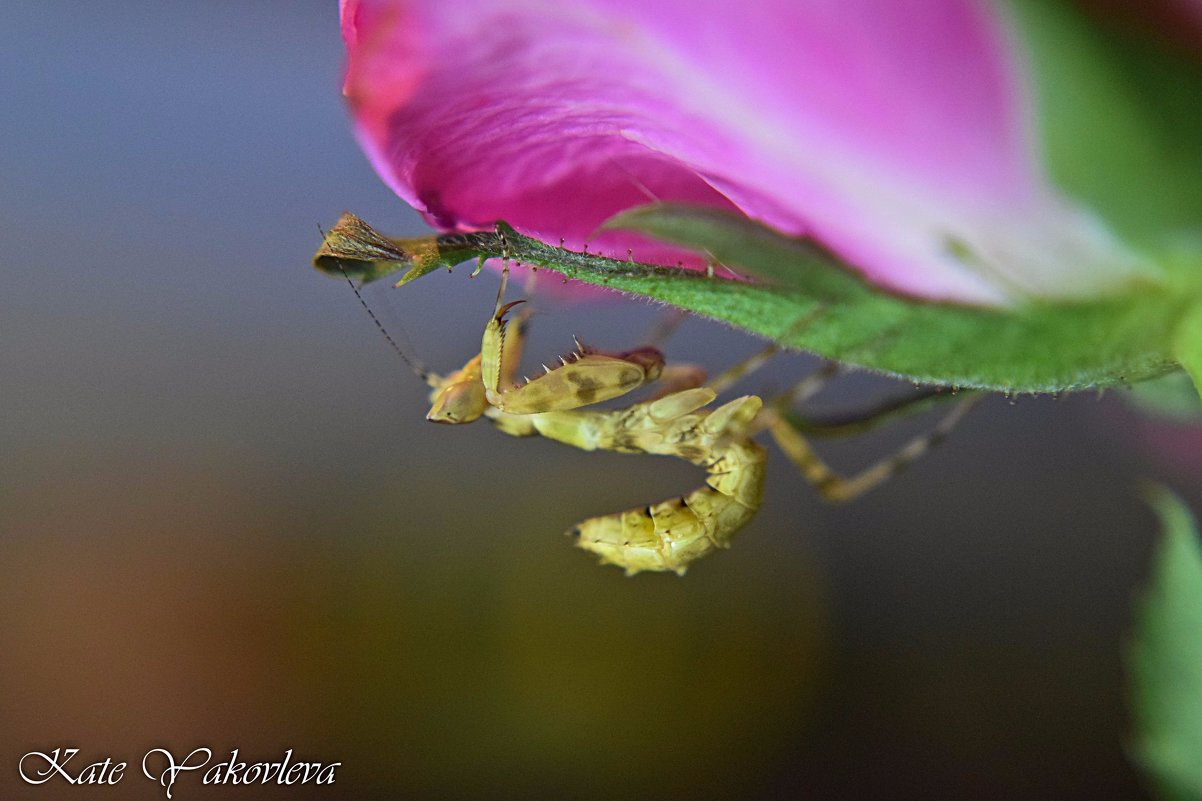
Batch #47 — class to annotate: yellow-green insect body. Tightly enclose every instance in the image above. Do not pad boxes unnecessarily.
[320,213,976,576]
[427,297,767,575]
[571,435,766,576]
[483,387,767,575]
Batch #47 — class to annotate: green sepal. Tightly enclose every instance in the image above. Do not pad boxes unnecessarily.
[1129,487,1202,801]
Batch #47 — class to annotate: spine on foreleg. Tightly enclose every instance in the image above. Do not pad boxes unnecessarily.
[571,438,767,575]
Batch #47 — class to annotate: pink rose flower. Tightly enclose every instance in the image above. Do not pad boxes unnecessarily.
[338,0,1171,306]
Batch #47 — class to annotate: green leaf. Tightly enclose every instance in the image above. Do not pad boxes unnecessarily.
[1130,487,1202,801]
[598,204,1188,392]
[313,206,1199,393]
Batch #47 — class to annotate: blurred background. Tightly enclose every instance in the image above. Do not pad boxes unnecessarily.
[2,2,1199,799]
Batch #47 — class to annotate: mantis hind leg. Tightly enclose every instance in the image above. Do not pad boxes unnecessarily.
[762,396,978,503]
[780,386,955,438]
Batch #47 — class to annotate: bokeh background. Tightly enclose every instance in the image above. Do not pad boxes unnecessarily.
[2,2,1200,799]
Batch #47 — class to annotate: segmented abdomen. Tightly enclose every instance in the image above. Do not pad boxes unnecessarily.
[571,438,766,576]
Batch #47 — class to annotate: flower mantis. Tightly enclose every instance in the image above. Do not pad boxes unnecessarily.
[320,214,975,575]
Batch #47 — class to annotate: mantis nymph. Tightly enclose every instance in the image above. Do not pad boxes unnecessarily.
[319,215,976,575]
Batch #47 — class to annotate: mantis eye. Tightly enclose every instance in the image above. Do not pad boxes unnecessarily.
[619,347,665,381]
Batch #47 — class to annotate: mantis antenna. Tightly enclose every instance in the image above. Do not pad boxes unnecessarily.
[318,223,429,382]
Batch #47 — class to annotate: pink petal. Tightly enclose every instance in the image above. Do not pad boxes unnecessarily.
[342,0,1150,305]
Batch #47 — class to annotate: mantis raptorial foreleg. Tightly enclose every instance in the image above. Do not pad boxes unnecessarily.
[479,288,665,415]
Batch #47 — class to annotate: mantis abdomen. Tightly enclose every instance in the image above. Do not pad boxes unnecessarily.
[571,437,766,575]
[489,391,767,575]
